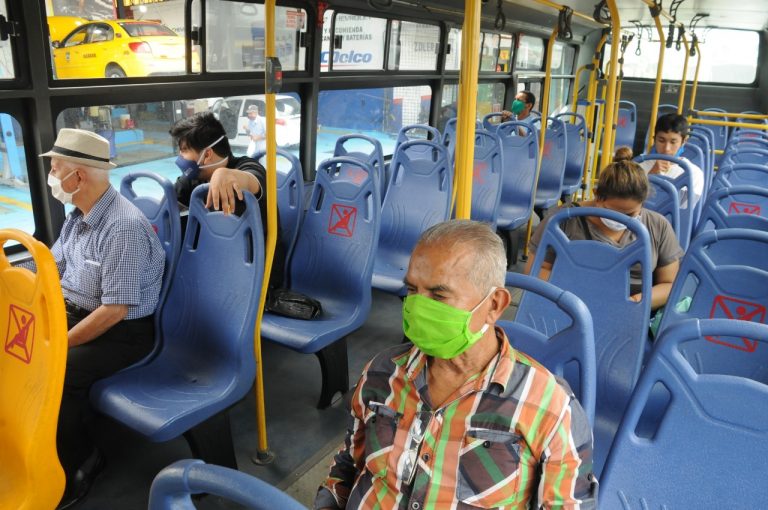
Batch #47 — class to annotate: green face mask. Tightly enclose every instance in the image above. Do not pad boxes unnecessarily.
[402,288,495,359]
[511,99,526,115]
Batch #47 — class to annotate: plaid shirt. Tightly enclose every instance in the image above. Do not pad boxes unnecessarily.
[315,328,596,509]
[51,186,165,319]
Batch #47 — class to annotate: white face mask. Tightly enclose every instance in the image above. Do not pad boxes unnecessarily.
[600,217,628,232]
[48,170,79,205]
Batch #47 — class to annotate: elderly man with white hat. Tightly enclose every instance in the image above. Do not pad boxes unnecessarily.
[39,128,165,509]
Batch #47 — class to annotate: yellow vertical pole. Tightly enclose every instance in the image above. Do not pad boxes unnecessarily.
[453,0,481,219]
[572,65,589,109]
[688,38,702,112]
[580,33,607,196]
[647,14,666,153]
[598,0,620,170]
[677,33,690,114]
[522,24,558,257]
[252,0,277,462]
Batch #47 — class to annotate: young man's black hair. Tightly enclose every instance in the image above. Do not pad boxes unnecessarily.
[169,112,232,156]
[654,113,689,138]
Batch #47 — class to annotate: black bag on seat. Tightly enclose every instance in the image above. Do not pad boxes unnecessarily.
[265,288,322,320]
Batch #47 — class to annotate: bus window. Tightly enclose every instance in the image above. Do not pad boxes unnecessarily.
[480,33,500,72]
[322,12,387,72]
[549,78,572,115]
[439,83,504,130]
[0,114,30,246]
[387,20,440,71]
[551,42,576,75]
[205,2,307,72]
[446,28,462,71]
[516,35,545,70]
[498,34,513,73]
[607,28,759,85]
[317,86,431,159]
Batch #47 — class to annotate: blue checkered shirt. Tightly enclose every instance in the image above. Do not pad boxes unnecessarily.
[51,186,165,319]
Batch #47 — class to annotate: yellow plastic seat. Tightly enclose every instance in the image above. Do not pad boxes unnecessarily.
[0,229,68,510]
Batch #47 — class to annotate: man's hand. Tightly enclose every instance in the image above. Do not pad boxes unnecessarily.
[207,168,246,215]
[650,160,671,174]
[629,293,642,303]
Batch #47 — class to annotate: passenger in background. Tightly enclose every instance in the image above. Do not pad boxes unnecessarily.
[37,129,165,509]
[501,89,536,124]
[639,113,704,209]
[526,151,683,310]
[170,112,284,287]
[315,220,596,510]
[243,104,266,158]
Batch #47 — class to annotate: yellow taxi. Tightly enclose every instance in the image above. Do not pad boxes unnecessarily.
[51,19,197,79]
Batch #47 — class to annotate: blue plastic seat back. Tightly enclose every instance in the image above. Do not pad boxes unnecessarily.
[395,124,441,160]
[482,112,504,132]
[291,157,380,307]
[442,117,483,163]
[720,146,768,167]
[332,134,386,202]
[634,153,697,250]
[710,163,768,195]
[375,140,452,287]
[695,185,768,236]
[614,100,637,150]
[517,207,652,473]
[657,229,768,350]
[601,319,768,510]
[253,149,304,275]
[554,112,587,195]
[469,129,503,228]
[534,117,568,209]
[724,136,768,165]
[731,111,768,139]
[644,104,680,149]
[498,273,596,423]
[495,122,538,231]
[686,130,713,197]
[680,141,706,179]
[160,184,264,384]
[148,459,306,510]
[645,174,681,245]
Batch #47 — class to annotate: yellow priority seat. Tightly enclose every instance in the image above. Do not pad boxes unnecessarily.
[0,229,68,510]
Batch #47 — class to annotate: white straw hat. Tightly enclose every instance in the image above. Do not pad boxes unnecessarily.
[40,128,117,170]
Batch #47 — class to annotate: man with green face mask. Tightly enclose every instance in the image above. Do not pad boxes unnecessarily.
[315,220,596,510]
[500,90,536,124]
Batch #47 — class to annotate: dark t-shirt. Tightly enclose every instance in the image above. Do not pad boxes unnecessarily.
[529,204,683,295]
[175,155,285,288]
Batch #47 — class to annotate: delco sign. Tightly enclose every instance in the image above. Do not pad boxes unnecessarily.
[320,50,374,65]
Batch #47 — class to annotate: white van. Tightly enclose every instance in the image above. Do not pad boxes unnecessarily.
[210,94,301,151]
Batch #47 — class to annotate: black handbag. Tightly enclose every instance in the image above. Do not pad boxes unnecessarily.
[265,288,322,320]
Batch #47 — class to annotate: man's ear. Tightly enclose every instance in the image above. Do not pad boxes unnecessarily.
[487,287,511,322]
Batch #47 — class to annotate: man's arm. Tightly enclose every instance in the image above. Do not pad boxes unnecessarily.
[537,393,597,509]
[631,260,679,309]
[206,167,262,214]
[68,304,128,347]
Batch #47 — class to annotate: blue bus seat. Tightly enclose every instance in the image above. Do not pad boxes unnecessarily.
[498,273,596,424]
[91,185,266,469]
[332,134,386,202]
[695,185,768,236]
[262,157,380,408]
[686,130,713,197]
[496,122,539,231]
[600,319,768,510]
[710,162,768,195]
[517,207,652,475]
[731,111,768,139]
[656,229,768,345]
[645,174,681,245]
[614,100,637,150]
[148,459,305,510]
[442,117,483,164]
[395,124,442,159]
[469,129,503,228]
[253,149,304,284]
[373,140,452,296]
[720,146,768,167]
[554,112,587,197]
[634,154,697,250]
[482,112,504,132]
[702,108,729,164]
[534,117,568,210]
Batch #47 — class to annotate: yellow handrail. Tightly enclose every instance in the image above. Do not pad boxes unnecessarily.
[598,0,620,170]
[677,33,689,114]
[692,110,768,120]
[580,33,608,198]
[687,38,701,112]
[588,83,607,193]
[572,65,590,110]
[646,14,666,153]
[453,0,481,219]
[689,118,768,130]
[252,0,277,462]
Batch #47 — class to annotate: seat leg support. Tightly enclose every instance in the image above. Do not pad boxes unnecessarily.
[183,410,238,469]
[315,338,349,409]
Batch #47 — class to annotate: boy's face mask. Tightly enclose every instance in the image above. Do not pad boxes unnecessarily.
[511,99,526,115]
[175,135,226,179]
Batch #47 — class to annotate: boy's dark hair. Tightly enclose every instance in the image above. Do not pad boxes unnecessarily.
[654,113,689,138]
[169,112,232,156]
[521,90,536,107]
[595,159,649,202]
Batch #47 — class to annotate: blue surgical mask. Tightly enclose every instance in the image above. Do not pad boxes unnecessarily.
[175,135,226,179]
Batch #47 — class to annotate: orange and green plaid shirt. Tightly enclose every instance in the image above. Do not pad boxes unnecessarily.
[315,328,596,509]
